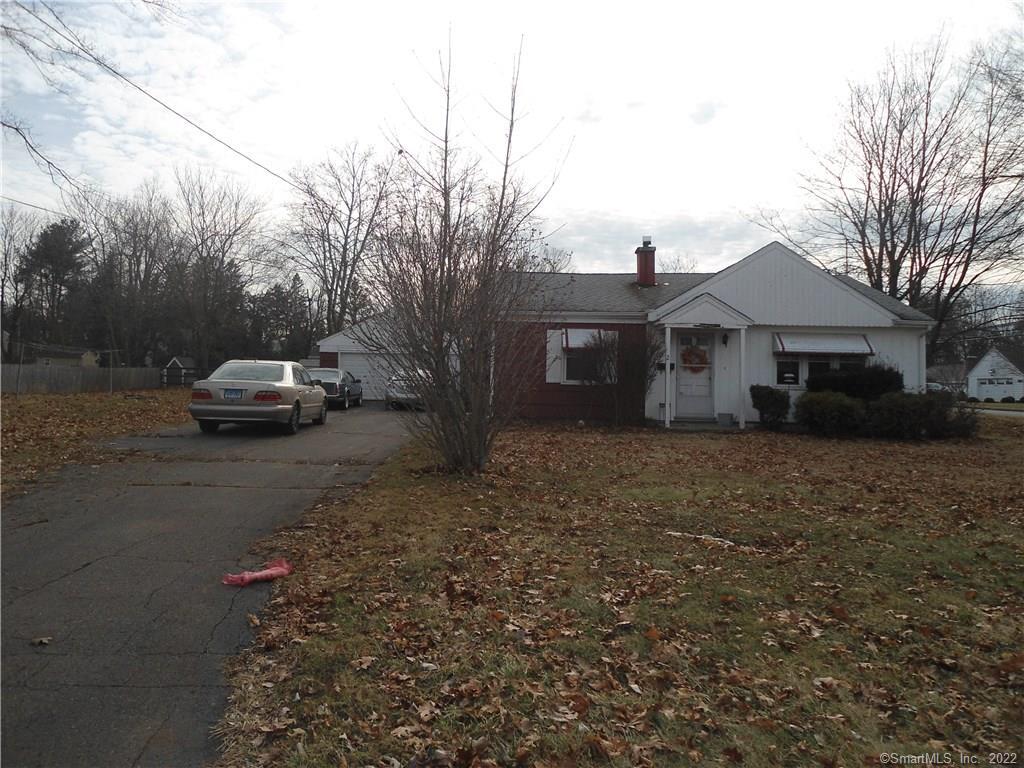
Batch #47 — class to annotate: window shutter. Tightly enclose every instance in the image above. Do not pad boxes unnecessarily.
[546,329,563,383]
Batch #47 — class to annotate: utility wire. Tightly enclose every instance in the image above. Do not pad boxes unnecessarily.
[15,0,306,197]
[0,194,65,215]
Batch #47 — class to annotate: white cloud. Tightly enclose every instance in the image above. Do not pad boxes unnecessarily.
[1,0,1018,269]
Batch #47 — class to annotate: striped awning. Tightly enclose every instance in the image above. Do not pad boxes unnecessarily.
[772,333,874,355]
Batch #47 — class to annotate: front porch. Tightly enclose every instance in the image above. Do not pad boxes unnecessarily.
[652,293,754,429]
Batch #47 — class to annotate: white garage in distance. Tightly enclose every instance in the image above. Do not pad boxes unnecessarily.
[966,347,1024,402]
[317,320,397,401]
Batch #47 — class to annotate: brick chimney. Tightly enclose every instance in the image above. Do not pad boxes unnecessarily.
[636,235,656,286]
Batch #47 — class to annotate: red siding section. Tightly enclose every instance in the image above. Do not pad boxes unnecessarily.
[319,352,338,368]
[516,321,647,423]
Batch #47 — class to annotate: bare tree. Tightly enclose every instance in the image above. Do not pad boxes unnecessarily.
[535,244,574,272]
[759,36,1024,356]
[70,180,179,364]
[1,0,179,189]
[171,168,264,369]
[659,251,699,273]
[358,55,550,473]
[284,145,390,334]
[580,327,665,425]
[1,204,42,359]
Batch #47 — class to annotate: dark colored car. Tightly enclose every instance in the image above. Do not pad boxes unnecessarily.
[307,368,363,409]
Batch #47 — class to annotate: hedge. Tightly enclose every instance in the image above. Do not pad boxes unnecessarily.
[749,385,790,430]
[794,391,865,437]
[805,364,903,401]
[796,390,977,439]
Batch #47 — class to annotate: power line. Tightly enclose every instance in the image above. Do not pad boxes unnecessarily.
[15,0,306,197]
[0,195,65,216]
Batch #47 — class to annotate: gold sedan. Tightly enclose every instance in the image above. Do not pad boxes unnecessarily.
[188,360,327,435]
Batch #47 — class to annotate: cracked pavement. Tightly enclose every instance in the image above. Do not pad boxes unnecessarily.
[2,403,408,768]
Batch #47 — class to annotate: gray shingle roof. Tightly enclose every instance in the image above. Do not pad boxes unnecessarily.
[517,272,714,313]
[834,275,933,322]
[518,270,934,323]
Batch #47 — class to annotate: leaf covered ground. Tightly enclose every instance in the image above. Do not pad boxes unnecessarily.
[216,418,1023,767]
[1,388,191,496]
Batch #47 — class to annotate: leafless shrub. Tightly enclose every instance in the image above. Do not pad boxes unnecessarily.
[357,55,551,472]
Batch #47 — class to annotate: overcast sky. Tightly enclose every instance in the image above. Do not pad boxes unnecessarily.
[1,0,1019,272]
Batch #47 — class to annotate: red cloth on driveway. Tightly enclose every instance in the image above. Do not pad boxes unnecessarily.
[222,558,294,586]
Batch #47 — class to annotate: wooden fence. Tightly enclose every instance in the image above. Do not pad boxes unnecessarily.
[1,364,162,394]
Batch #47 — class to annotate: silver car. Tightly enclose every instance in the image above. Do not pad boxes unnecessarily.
[384,373,424,410]
[188,360,327,434]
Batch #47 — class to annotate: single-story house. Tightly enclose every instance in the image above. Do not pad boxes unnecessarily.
[966,347,1024,401]
[517,239,934,426]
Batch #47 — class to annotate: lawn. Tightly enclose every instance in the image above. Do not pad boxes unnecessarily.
[216,418,1023,767]
[972,402,1024,412]
[1,388,192,496]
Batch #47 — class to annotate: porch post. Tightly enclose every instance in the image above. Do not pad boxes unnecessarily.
[738,327,747,429]
[664,325,671,427]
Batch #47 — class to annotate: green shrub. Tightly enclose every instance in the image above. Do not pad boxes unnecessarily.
[984,397,995,403]
[865,391,977,440]
[1001,396,1016,403]
[968,396,979,403]
[749,385,790,430]
[805,363,904,401]
[795,391,866,437]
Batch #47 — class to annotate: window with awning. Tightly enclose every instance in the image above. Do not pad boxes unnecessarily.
[772,333,874,356]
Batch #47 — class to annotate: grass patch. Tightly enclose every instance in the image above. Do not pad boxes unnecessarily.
[972,401,1024,412]
[1,388,191,496]
[216,419,1024,767]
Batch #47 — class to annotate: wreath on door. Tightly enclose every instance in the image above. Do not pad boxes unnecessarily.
[681,345,709,374]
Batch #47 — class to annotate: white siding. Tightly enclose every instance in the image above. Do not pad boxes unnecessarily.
[646,325,931,424]
[967,349,1024,400]
[653,243,897,328]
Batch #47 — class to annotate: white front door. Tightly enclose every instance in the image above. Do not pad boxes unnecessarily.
[676,333,713,418]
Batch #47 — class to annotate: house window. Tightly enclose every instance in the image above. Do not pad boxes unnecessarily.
[776,359,800,385]
[562,329,618,384]
[807,357,831,381]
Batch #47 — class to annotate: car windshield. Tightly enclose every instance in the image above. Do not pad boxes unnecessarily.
[309,369,341,381]
[209,362,284,382]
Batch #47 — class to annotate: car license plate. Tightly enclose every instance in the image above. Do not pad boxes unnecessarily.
[223,389,244,400]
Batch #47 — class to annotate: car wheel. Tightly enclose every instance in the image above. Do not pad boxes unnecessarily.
[342,391,350,410]
[313,400,327,425]
[283,403,301,435]
[355,394,362,406]
[198,420,219,434]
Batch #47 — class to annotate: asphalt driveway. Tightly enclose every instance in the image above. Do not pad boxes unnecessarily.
[2,403,407,768]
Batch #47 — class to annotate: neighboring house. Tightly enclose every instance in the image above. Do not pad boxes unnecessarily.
[318,319,393,400]
[966,347,1024,401]
[517,239,934,426]
[162,356,199,386]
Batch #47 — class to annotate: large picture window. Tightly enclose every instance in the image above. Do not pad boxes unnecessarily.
[562,329,618,384]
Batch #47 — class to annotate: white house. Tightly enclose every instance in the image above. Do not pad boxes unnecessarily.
[966,347,1024,402]
[521,240,935,426]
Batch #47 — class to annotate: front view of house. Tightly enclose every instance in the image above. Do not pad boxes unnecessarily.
[518,240,933,426]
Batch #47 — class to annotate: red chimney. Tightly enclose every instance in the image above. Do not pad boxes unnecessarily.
[636,235,656,286]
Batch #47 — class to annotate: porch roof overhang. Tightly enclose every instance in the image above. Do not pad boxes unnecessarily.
[772,332,874,356]
[650,292,753,328]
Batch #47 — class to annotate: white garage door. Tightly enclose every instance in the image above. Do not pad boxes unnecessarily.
[339,353,396,400]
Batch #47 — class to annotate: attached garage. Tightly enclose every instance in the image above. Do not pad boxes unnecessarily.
[318,321,397,401]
